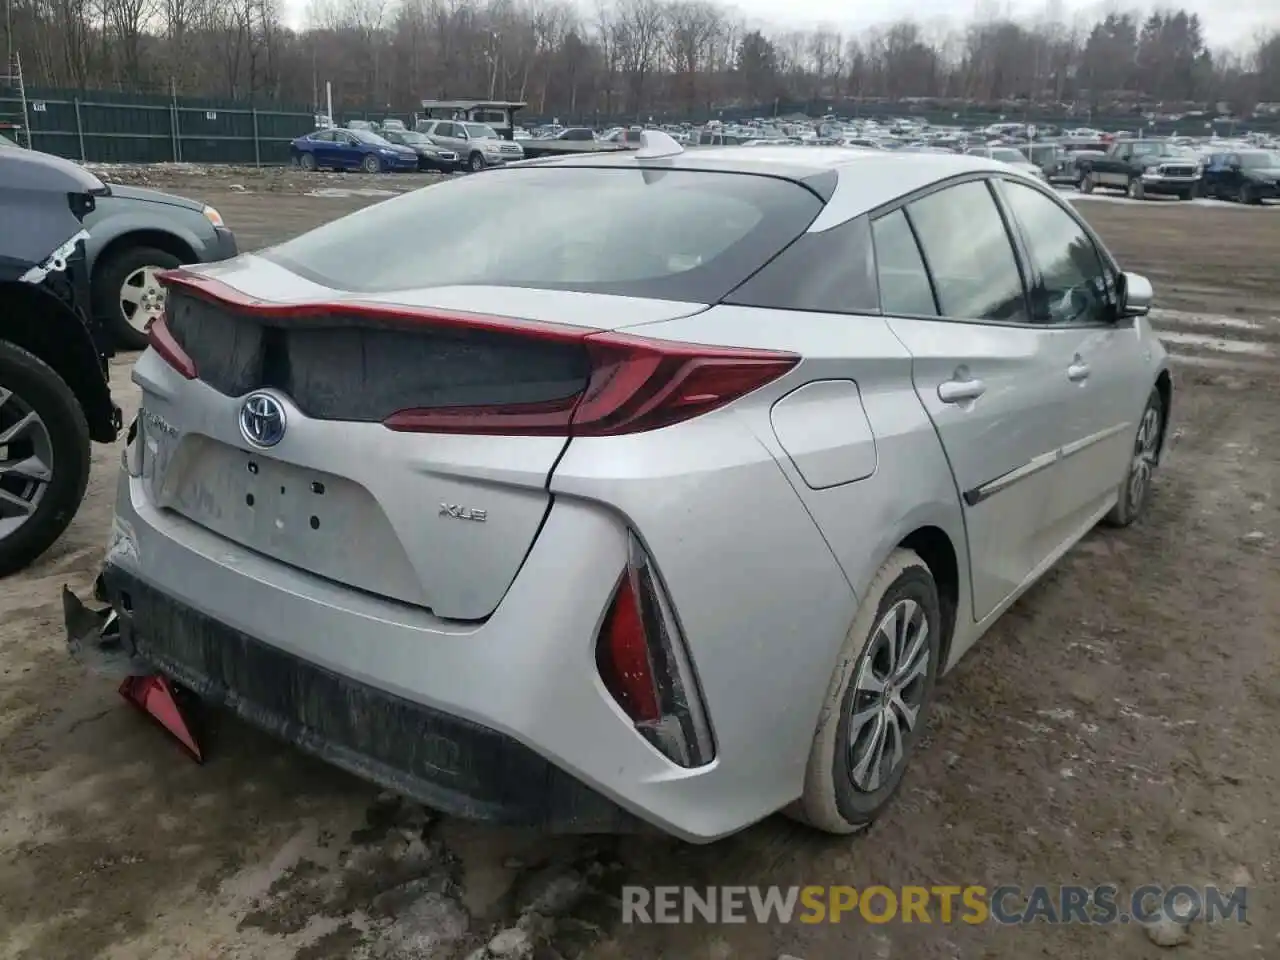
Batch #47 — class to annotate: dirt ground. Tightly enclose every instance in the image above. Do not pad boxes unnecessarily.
[1,168,1277,960]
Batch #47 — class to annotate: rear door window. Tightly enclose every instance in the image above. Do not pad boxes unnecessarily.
[264,167,823,303]
[906,180,1028,324]
[871,210,937,317]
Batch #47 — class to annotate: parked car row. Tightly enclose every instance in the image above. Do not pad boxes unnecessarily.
[289,120,524,174]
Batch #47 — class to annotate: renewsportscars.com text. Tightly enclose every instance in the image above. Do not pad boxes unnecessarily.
[621,884,1247,926]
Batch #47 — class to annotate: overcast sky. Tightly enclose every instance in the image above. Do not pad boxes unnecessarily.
[286,0,1276,53]
[741,0,1275,51]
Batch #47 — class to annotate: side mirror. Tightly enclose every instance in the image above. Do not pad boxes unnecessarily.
[1117,271,1152,318]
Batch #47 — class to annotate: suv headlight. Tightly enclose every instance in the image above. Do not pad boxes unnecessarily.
[202,205,224,228]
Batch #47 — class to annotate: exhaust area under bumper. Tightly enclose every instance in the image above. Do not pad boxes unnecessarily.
[63,563,647,834]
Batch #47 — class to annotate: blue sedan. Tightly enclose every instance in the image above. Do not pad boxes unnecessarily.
[290,128,420,173]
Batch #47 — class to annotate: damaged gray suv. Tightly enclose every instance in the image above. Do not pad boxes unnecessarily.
[0,149,122,574]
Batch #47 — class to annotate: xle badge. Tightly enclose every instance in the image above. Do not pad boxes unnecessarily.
[440,504,487,522]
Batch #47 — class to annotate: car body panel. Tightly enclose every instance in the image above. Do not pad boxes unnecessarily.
[769,379,878,489]
[133,349,568,619]
[83,187,236,269]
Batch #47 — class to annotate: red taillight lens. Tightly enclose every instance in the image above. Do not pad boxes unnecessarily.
[147,314,197,380]
[597,573,661,724]
[595,535,715,767]
[149,268,797,430]
[385,333,797,437]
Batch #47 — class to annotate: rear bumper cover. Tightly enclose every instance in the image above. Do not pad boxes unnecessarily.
[94,562,642,831]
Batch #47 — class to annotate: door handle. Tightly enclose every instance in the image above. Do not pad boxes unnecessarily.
[1067,362,1091,382]
[938,378,987,404]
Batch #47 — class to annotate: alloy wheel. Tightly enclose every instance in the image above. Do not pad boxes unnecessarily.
[119,265,168,333]
[846,598,931,793]
[1128,405,1161,511]
[0,385,54,541]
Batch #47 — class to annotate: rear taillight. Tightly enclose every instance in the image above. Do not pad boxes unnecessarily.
[385,333,797,437]
[596,535,714,767]
[148,269,797,431]
[147,314,196,380]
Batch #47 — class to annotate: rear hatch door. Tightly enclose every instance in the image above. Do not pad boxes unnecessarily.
[141,164,823,620]
[145,267,705,621]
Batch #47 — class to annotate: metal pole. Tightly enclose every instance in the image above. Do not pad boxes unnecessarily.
[251,106,260,166]
[170,78,180,161]
[325,80,333,127]
[74,96,86,161]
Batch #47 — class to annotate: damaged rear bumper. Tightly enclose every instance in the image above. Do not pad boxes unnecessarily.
[66,563,643,832]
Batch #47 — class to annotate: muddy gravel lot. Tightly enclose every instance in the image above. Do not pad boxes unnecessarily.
[1,167,1278,960]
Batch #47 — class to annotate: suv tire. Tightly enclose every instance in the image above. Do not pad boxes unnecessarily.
[92,245,183,351]
[0,340,92,576]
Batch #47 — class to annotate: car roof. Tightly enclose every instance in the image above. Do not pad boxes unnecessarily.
[523,148,1017,225]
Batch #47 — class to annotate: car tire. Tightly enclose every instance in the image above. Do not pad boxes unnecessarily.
[92,245,184,351]
[468,152,485,172]
[1079,172,1095,194]
[787,548,942,834]
[299,152,318,172]
[1238,184,1256,205]
[1128,178,1145,200]
[362,154,382,174]
[1103,387,1164,528]
[0,340,92,577]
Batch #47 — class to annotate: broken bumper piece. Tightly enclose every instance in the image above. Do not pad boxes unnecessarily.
[63,579,203,761]
[64,564,645,833]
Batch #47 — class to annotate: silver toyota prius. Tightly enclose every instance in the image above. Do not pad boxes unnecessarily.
[71,134,1170,842]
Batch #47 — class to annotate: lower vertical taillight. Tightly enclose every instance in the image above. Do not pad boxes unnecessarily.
[595,534,714,767]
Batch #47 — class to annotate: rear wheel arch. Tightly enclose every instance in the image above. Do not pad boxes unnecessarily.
[898,526,959,672]
[1154,370,1173,462]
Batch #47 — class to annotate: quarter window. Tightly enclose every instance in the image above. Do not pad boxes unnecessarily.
[871,210,936,316]
[906,180,1028,324]
[1000,181,1111,326]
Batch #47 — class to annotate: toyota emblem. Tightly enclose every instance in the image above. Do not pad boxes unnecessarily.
[239,392,287,448]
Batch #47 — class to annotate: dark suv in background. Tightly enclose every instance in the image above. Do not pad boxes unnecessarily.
[1,149,121,574]
[1200,150,1280,204]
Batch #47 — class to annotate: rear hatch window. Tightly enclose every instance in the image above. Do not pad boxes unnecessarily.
[261,166,823,303]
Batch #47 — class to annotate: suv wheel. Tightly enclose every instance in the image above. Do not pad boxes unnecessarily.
[1238,183,1256,205]
[92,245,183,351]
[299,152,318,171]
[469,152,485,172]
[0,341,92,576]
